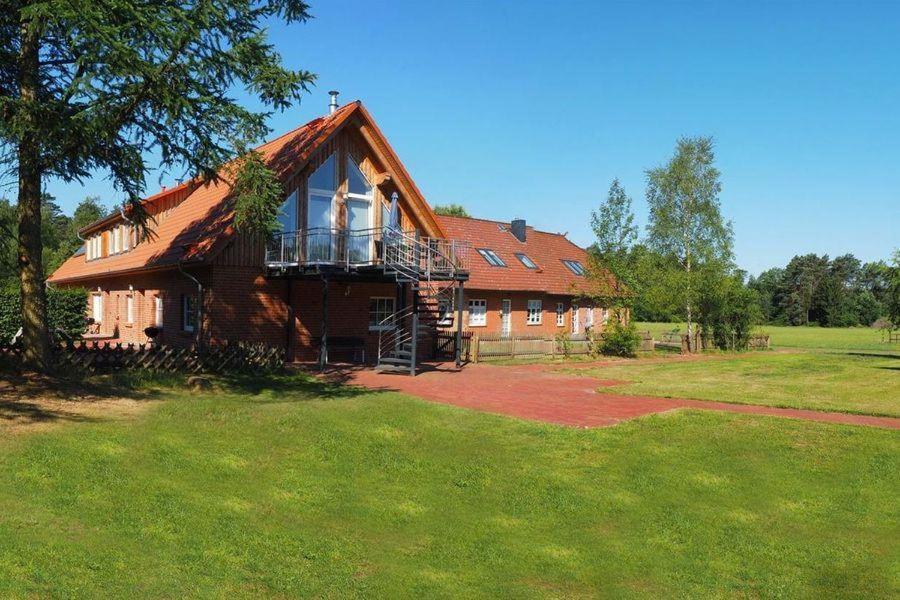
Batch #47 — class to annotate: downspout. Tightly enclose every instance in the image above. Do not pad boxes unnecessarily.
[177,251,204,352]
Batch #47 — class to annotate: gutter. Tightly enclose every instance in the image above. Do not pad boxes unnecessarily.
[177,248,204,352]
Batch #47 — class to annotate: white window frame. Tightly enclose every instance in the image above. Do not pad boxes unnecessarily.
[572,306,580,334]
[586,306,594,329]
[182,295,197,333]
[369,296,396,331]
[154,295,164,327]
[476,248,506,267]
[468,299,487,327]
[515,253,537,269]
[562,259,585,276]
[556,302,565,327]
[526,299,542,325]
[91,293,103,324]
[126,293,134,324]
[122,225,131,252]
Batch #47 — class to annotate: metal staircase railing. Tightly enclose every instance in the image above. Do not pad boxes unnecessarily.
[377,230,464,375]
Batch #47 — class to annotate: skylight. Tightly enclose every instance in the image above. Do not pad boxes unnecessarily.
[477,248,506,267]
[515,253,537,269]
[562,259,585,276]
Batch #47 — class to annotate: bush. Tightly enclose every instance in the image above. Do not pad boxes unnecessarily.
[0,287,88,342]
[554,331,572,359]
[599,318,641,357]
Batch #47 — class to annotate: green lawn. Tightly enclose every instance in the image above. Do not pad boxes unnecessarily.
[636,321,900,353]
[567,351,900,417]
[0,374,898,597]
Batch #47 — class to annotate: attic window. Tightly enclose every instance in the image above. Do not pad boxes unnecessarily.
[562,259,585,276]
[476,248,506,267]
[515,253,537,269]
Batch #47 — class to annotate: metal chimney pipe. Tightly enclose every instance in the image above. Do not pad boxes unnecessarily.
[328,90,339,114]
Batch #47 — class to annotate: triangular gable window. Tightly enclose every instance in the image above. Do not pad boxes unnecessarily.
[347,156,373,197]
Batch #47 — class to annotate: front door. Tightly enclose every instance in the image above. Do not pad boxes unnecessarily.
[501,299,511,337]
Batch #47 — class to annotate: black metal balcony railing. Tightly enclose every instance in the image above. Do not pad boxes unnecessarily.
[265,227,471,277]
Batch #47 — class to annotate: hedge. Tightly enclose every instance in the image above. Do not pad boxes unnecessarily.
[0,287,88,342]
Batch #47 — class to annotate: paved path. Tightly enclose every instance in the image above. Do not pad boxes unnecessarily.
[330,362,900,430]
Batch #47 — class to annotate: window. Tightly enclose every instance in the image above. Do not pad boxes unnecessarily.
[277,189,299,232]
[154,296,164,327]
[572,306,580,334]
[122,225,131,251]
[556,302,565,327]
[468,299,487,327]
[307,154,336,262]
[526,299,542,325]
[515,253,537,269]
[586,306,594,329]
[126,294,134,324]
[601,308,610,324]
[91,293,103,324]
[562,260,585,276]
[476,248,506,267]
[369,297,396,330]
[182,295,198,333]
[90,234,101,259]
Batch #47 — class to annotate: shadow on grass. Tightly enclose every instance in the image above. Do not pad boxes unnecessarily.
[217,365,394,402]
[0,367,165,428]
[844,351,900,360]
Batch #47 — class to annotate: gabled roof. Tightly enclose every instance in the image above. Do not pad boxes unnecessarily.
[437,215,623,297]
[48,101,445,284]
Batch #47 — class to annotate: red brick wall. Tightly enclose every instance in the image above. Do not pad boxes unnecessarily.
[445,290,620,337]
[65,269,210,348]
[288,279,402,362]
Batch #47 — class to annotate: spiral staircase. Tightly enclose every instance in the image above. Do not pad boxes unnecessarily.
[376,231,468,375]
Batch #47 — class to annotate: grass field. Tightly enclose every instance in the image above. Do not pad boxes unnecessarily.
[567,351,900,417]
[0,373,897,597]
[636,321,900,353]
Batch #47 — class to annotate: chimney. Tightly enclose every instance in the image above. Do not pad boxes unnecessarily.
[510,218,526,242]
[328,90,339,115]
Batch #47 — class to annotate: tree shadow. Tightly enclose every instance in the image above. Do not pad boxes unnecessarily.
[217,365,389,402]
[844,352,900,360]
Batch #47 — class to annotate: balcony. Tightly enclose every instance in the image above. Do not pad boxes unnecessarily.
[265,227,470,280]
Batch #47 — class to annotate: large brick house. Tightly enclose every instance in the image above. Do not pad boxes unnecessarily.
[48,96,624,373]
[436,215,626,337]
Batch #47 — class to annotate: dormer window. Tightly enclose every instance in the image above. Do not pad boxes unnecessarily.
[515,253,537,269]
[562,259,585,276]
[476,248,506,267]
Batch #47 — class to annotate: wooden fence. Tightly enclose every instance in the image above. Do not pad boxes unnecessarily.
[0,340,284,375]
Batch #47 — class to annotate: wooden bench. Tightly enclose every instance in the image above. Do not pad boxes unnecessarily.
[316,336,366,364]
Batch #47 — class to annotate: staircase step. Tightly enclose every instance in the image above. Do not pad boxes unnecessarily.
[378,357,412,366]
[375,363,413,374]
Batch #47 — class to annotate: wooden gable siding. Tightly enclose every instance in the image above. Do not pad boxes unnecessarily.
[214,121,423,268]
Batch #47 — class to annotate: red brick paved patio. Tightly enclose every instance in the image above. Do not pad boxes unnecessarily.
[331,361,900,430]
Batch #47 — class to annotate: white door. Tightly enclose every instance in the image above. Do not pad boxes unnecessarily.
[346,197,371,263]
[501,299,511,337]
[307,154,336,262]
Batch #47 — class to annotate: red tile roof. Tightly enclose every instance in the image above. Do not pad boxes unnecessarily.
[49,102,426,284]
[438,215,624,297]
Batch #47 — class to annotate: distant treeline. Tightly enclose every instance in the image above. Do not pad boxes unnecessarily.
[748,253,895,327]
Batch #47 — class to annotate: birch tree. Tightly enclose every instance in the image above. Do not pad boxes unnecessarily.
[645,137,732,348]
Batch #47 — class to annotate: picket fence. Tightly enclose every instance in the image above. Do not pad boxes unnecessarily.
[0,340,284,375]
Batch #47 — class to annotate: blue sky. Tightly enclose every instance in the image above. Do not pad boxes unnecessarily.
[44,0,899,274]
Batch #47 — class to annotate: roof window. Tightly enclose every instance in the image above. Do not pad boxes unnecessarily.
[476,248,506,267]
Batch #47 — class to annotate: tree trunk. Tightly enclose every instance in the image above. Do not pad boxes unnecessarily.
[17,19,51,372]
